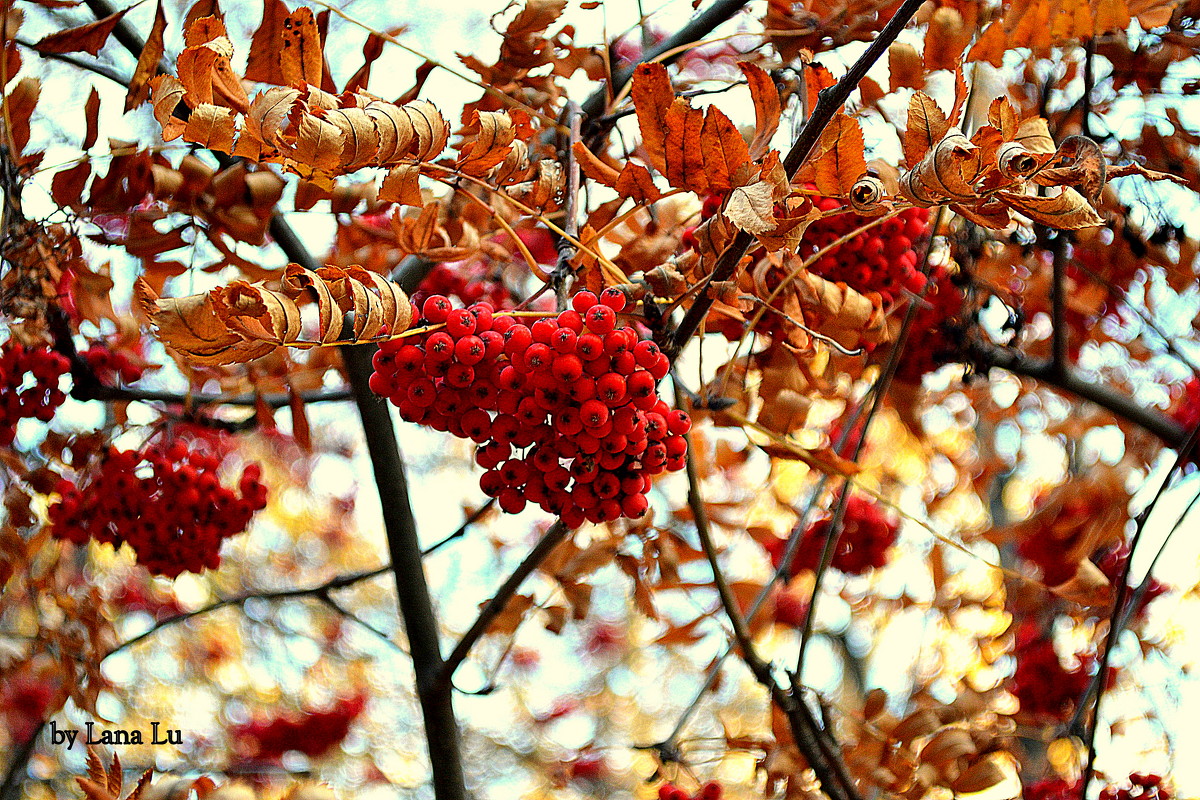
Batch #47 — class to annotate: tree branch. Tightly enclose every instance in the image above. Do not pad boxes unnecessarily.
[439,521,572,684]
[667,0,926,357]
[0,722,44,800]
[580,0,750,130]
[965,340,1186,447]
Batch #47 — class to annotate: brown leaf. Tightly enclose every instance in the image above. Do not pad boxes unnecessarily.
[904,92,950,166]
[80,87,101,150]
[176,26,249,114]
[899,128,982,206]
[811,112,866,197]
[724,180,776,234]
[998,187,1103,228]
[924,7,970,72]
[612,162,662,203]
[1034,134,1107,201]
[400,100,449,161]
[573,140,619,187]
[136,277,269,364]
[378,164,423,206]
[281,112,344,182]
[245,0,289,85]
[325,106,379,169]
[149,74,186,141]
[458,110,516,176]
[33,4,130,55]
[632,62,673,174]
[51,161,91,207]
[740,62,780,159]
[2,77,38,157]
[663,98,706,193]
[888,41,924,91]
[125,0,166,112]
[279,7,324,87]
[182,103,236,152]
[700,106,749,194]
[344,30,388,94]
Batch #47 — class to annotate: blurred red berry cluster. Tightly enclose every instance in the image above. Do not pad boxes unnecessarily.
[229,694,367,762]
[659,781,723,800]
[48,441,268,577]
[1009,626,1091,721]
[80,343,144,385]
[0,340,70,446]
[764,494,900,577]
[370,290,690,526]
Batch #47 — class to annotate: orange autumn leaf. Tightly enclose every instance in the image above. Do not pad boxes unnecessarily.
[245,0,289,85]
[279,7,324,88]
[740,62,781,159]
[125,0,166,112]
[32,4,131,56]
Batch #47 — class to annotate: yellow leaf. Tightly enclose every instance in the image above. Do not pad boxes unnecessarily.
[378,164,424,206]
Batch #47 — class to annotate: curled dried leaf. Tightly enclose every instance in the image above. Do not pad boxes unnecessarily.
[849,175,887,214]
[138,264,412,365]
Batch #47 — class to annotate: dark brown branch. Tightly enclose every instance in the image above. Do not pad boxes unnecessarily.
[14,38,129,86]
[552,102,583,311]
[72,382,353,408]
[0,723,44,800]
[1049,232,1070,372]
[440,521,572,683]
[106,566,392,656]
[667,0,926,356]
[580,0,750,130]
[965,340,1186,447]
[683,427,861,800]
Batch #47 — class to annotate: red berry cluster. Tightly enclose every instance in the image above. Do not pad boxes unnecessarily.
[1100,773,1173,800]
[800,194,931,307]
[81,343,144,384]
[0,341,70,446]
[1009,627,1091,721]
[0,673,54,746]
[48,442,268,578]
[659,781,723,800]
[1024,777,1081,800]
[414,260,515,310]
[230,694,367,761]
[369,290,690,526]
[764,494,899,577]
[893,264,966,384]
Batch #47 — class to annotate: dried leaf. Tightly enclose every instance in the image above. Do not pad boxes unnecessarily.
[724,180,776,234]
[740,62,780,159]
[904,92,950,166]
[176,25,249,114]
[924,7,970,72]
[998,187,1103,228]
[632,62,673,174]
[279,7,324,87]
[149,74,186,141]
[32,4,130,55]
[378,164,423,206]
[182,103,237,152]
[458,110,516,175]
[82,87,100,150]
[245,0,288,85]
[2,77,39,156]
[699,106,750,194]
[125,0,166,112]
[889,41,924,91]
[811,112,866,197]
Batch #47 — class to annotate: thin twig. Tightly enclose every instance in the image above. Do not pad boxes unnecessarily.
[553,102,583,311]
[421,498,496,556]
[106,567,392,656]
[439,521,572,683]
[14,38,130,86]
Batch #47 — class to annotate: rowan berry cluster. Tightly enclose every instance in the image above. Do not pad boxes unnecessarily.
[0,341,71,446]
[1009,629,1090,721]
[764,494,899,577]
[80,343,144,384]
[1170,376,1200,431]
[800,196,932,307]
[894,264,966,383]
[369,289,690,526]
[48,442,268,578]
[414,260,515,310]
[230,694,367,761]
[658,781,723,800]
